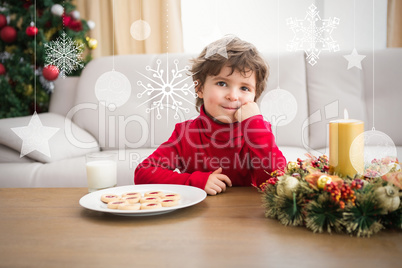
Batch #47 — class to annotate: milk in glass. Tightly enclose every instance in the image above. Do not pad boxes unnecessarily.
[85,153,117,192]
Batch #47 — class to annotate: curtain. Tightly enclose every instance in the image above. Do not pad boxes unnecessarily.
[387,0,402,47]
[74,0,184,57]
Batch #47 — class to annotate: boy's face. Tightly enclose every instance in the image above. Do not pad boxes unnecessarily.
[197,65,256,124]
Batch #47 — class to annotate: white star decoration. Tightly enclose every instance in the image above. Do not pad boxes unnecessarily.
[205,35,236,59]
[11,112,59,158]
[343,48,366,70]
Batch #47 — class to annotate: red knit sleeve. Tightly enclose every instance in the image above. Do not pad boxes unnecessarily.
[134,122,211,190]
[241,115,287,187]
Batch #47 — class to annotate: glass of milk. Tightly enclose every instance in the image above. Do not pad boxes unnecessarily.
[85,152,117,193]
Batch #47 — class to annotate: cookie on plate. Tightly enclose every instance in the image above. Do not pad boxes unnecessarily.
[107,200,127,209]
[141,203,162,210]
[144,191,165,198]
[101,194,120,204]
[122,196,141,204]
[163,193,181,200]
[140,196,161,203]
[118,203,141,210]
[160,198,179,207]
[122,192,141,198]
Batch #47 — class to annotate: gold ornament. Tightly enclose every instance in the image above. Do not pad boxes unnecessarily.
[24,48,34,55]
[87,37,98,50]
[44,27,58,41]
[5,45,17,54]
[375,185,401,214]
[24,84,33,96]
[388,162,401,172]
[317,175,332,190]
[287,161,298,170]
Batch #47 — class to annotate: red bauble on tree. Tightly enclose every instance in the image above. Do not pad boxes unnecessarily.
[42,65,59,81]
[62,13,83,32]
[0,14,7,29]
[0,26,17,43]
[0,63,6,75]
[26,24,38,36]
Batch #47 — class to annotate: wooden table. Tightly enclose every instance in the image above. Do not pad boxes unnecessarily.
[0,187,401,268]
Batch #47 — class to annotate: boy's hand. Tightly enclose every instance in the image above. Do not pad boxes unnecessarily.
[234,102,260,122]
[204,167,232,195]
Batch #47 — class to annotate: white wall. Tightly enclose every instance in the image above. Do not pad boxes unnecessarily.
[181,0,388,53]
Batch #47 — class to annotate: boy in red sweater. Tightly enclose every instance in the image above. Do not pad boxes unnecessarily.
[134,36,286,195]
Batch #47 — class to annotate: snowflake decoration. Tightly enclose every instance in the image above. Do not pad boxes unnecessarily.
[137,57,198,120]
[44,32,84,78]
[287,4,340,66]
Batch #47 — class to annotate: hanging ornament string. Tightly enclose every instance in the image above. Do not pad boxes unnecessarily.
[353,0,356,48]
[166,0,169,53]
[63,0,65,31]
[34,0,36,111]
[343,0,365,71]
[139,0,142,22]
[112,0,115,71]
[276,0,281,87]
[372,0,375,131]
[165,0,170,122]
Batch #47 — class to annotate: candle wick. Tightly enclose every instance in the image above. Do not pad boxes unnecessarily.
[344,109,349,120]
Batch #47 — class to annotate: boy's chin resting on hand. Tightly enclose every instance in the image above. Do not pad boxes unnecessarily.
[234,102,261,122]
[204,167,232,195]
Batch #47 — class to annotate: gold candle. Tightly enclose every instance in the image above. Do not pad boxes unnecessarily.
[329,109,364,178]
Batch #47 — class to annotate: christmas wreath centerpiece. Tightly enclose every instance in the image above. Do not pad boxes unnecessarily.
[258,154,402,237]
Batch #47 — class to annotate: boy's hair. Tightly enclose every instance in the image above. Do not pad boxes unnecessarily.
[190,36,269,112]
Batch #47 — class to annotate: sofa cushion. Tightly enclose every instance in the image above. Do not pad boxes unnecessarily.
[258,51,308,148]
[306,51,367,154]
[0,148,155,188]
[109,148,155,185]
[49,77,79,117]
[0,163,42,187]
[361,48,402,146]
[0,113,100,163]
[279,146,309,162]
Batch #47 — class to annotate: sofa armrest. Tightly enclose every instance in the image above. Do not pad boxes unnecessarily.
[0,144,35,163]
[0,112,99,163]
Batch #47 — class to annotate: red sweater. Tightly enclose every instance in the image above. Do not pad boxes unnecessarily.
[134,106,286,189]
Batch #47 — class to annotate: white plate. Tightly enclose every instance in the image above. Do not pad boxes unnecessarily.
[79,184,207,216]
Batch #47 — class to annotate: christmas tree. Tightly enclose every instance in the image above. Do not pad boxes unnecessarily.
[0,0,96,118]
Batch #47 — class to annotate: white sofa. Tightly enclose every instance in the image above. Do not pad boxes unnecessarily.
[0,49,401,188]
